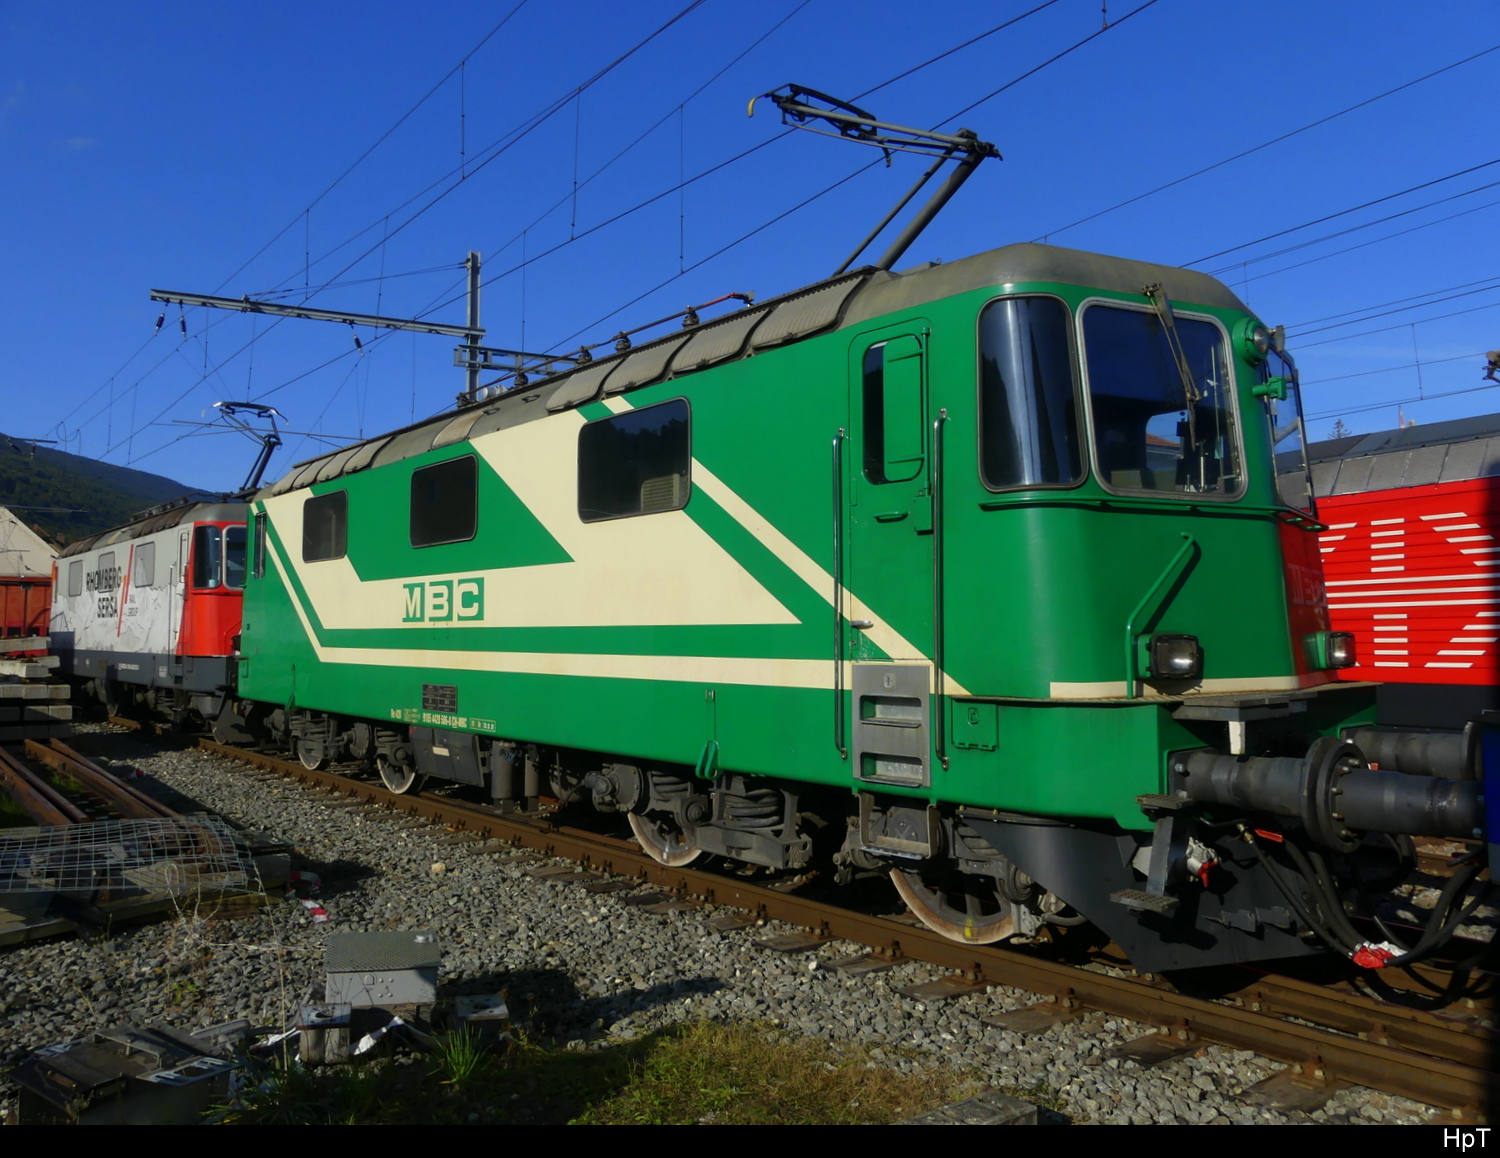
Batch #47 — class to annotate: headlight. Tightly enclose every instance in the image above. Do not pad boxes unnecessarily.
[1146,634,1203,680]
[1319,631,1357,669]
[1237,318,1271,365]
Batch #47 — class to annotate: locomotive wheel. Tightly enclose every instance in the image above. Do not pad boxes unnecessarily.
[377,754,424,795]
[103,680,127,720]
[891,866,1017,945]
[628,812,703,867]
[296,737,329,772]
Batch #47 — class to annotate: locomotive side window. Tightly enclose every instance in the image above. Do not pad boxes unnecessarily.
[224,526,247,588]
[978,296,1082,489]
[133,542,156,588]
[862,337,924,484]
[1082,303,1241,498]
[253,514,267,579]
[577,399,691,522]
[303,491,348,562]
[192,526,223,589]
[1264,350,1315,514]
[67,560,82,598]
[411,456,477,547]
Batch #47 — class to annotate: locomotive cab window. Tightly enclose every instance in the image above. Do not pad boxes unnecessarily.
[224,525,247,588]
[411,456,477,547]
[133,542,155,588]
[303,491,348,562]
[578,398,691,522]
[67,560,83,598]
[862,337,925,484]
[192,526,223,589]
[978,296,1082,489]
[1082,302,1241,498]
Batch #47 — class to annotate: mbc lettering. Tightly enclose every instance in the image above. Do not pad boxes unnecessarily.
[402,577,484,623]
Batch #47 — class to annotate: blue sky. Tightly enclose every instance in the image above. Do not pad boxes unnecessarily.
[2,0,1497,491]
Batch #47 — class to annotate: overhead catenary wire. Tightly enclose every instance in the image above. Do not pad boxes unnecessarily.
[445,0,1162,338]
[47,4,530,452]
[1033,42,1500,242]
[1287,275,1500,331]
[208,1,532,298]
[81,0,1068,458]
[253,1,711,309]
[317,0,1159,370]
[1191,158,1500,270]
[1306,380,1500,422]
[1202,177,1500,277]
[1290,298,1500,349]
[250,264,462,300]
[1300,349,1486,386]
[93,1,1177,470]
[82,0,1074,465]
[97,0,713,459]
[477,0,816,288]
[1288,281,1500,339]
[95,3,710,464]
[1233,195,1500,284]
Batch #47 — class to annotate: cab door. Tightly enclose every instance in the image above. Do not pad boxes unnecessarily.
[844,326,937,790]
[167,529,189,655]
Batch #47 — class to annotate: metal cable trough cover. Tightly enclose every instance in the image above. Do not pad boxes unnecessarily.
[0,816,253,894]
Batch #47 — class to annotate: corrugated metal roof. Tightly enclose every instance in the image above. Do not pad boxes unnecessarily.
[1306,412,1500,465]
[0,508,56,577]
[1307,412,1500,497]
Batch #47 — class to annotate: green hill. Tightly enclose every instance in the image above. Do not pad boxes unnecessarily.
[0,435,207,543]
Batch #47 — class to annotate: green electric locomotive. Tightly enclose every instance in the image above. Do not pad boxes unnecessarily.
[232,240,1485,972]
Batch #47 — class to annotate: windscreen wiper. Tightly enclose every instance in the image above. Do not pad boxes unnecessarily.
[1143,283,1201,447]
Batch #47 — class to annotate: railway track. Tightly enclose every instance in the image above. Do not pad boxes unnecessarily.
[0,737,179,825]
[135,728,1493,1119]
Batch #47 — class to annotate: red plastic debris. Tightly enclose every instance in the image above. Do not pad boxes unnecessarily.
[297,897,331,924]
[287,870,330,922]
[1253,828,1284,843]
[1350,941,1401,969]
[1196,860,1220,888]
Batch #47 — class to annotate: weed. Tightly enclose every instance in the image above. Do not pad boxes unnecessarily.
[209,1019,982,1126]
[434,1028,491,1088]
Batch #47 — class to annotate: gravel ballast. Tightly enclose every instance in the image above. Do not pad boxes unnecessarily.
[0,727,1446,1125]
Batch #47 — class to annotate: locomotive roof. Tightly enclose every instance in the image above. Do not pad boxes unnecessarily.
[56,499,247,558]
[1291,411,1500,499]
[259,242,1249,500]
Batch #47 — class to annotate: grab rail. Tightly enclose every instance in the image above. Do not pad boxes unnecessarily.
[1124,532,1197,700]
[932,408,949,770]
[831,428,848,758]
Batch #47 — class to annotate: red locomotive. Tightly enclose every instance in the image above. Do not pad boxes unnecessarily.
[1303,413,1500,731]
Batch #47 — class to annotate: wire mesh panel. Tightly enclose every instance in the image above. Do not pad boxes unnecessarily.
[0,816,253,894]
